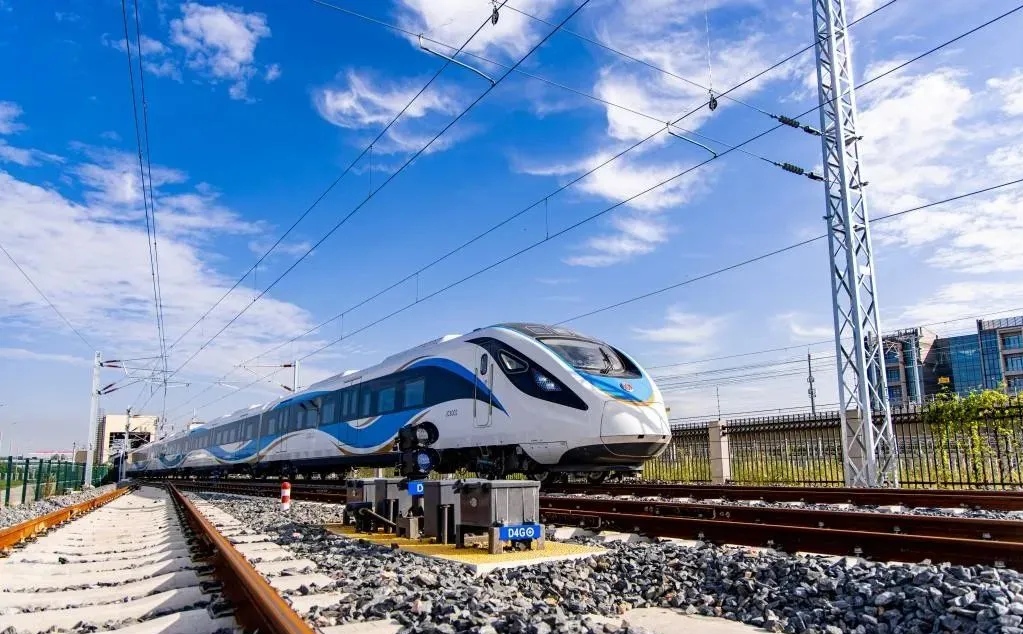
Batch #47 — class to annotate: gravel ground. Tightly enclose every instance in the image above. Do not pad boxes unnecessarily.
[0,484,116,530]
[545,492,1023,521]
[192,491,1023,634]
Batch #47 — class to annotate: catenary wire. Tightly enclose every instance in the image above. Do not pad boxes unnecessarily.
[649,305,1023,371]
[161,0,590,389]
[171,174,1021,423]
[557,177,1023,325]
[179,0,902,396]
[159,0,924,419]
[127,0,171,417]
[160,0,513,360]
[501,0,888,129]
[0,239,97,352]
[120,0,168,379]
[168,0,1014,419]
[310,0,824,137]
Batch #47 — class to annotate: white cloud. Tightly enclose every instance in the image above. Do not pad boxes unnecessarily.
[895,281,1023,327]
[314,70,466,155]
[0,101,26,135]
[0,141,64,167]
[988,71,1023,117]
[0,155,338,415]
[633,305,728,360]
[862,68,1023,275]
[65,144,260,239]
[395,0,565,60]
[265,63,281,82]
[170,2,273,100]
[774,312,833,341]
[103,34,182,80]
[316,70,458,129]
[523,149,712,266]
[0,101,63,166]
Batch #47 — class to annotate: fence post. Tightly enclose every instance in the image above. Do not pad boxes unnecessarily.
[3,456,12,507]
[21,458,31,504]
[709,420,731,484]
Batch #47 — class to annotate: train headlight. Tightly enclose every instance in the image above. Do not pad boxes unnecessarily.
[533,370,561,392]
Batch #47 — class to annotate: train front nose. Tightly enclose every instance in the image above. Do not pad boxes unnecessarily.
[599,400,671,458]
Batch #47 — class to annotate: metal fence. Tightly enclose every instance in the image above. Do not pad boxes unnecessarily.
[0,456,112,507]
[645,401,1023,489]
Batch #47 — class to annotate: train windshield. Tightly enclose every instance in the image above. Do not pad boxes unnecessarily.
[541,338,634,376]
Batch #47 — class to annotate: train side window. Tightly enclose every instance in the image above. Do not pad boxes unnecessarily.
[323,396,336,424]
[404,378,425,408]
[309,398,323,427]
[499,351,527,373]
[379,386,396,413]
[294,408,304,431]
[480,353,488,375]
[268,416,277,435]
[361,390,373,418]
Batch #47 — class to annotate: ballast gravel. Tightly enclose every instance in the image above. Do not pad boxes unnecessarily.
[0,484,116,529]
[191,491,1023,634]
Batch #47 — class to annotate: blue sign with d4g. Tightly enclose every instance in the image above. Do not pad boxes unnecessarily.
[407,480,425,496]
[498,523,542,541]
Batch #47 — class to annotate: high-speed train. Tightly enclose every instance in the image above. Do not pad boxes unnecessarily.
[126,323,670,482]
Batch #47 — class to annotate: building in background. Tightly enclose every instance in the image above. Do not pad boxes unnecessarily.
[931,317,1023,397]
[881,327,940,406]
[93,413,157,465]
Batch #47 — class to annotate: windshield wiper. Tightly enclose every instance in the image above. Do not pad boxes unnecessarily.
[599,348,614,374]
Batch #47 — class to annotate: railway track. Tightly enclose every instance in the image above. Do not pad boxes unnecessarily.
[543,481,1023,511]
[168,479,1023,569]
[0,483,319,634]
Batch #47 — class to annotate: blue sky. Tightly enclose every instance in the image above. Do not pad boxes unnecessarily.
[1,0,1022,453]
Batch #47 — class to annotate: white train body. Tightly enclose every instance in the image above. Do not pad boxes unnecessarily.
[126,323,670,479]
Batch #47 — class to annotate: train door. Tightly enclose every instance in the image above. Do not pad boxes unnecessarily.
[473,351,494,428]
[269,409,287,457]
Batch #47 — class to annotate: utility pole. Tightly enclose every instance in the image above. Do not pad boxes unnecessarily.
[813,0,897,487]
[807,351,818,414]
[120,407,131,482]
[84,351,101,488]
[292,360,300,393]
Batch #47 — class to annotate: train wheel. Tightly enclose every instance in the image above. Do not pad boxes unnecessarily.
[586,471,608,485]
[527,470,549,482]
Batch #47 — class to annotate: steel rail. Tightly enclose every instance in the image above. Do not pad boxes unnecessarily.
[0,485,134,552]
[167,484,316,634]
[543,482,1023,511]
[540,496,1023,543]
[539,508,1023,569]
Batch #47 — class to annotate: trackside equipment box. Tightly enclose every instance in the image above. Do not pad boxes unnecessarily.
[456,479,543,550]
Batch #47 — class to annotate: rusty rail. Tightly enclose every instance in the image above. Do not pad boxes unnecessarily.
[544,482,1023,511]
[0,485,133,552]
[166,484,316,634]
[541,507,1023,569]
[540,496,1023,543]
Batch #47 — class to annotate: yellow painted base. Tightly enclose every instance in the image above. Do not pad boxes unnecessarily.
[322,523,606,573]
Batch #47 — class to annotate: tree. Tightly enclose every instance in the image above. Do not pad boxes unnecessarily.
[923,387,1011,486]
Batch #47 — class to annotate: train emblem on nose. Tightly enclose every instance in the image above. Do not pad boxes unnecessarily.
[620,382,634,392]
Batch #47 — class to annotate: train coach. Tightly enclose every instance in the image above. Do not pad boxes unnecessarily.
[126,322,671,483]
